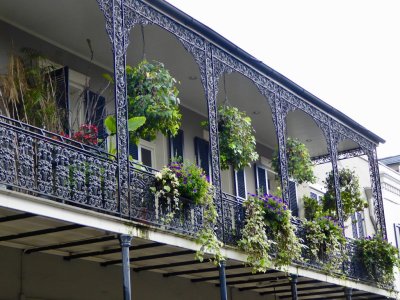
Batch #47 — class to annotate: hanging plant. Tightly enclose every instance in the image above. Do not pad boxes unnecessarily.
[322,168,368,220]
[261,193,303,267]
[202,105,259,171]
[303,216,346,273]
[238,195,271,273]
[151,160,223,264]
[355,235,400,287]
[272,137,316,184]
[126,59,181,144]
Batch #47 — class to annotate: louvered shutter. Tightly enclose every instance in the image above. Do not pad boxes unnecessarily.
[129,142,139,160]
[169,129,184,160]
[255,166,268,194]
[289,180,298,217]
[85,90,106,139]
[351,214,358,238]
[50,66,69,133]
[357,212,365,238]
[235,169,247,199]
[394,224,400,250]
[194,137,210,179]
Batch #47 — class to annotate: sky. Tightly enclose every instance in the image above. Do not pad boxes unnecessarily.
[167,0,400,159]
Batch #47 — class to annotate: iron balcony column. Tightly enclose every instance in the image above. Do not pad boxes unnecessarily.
[290,274,298,300]
[344,287,353,300]
[218,260,228,300]
[120,234,133,300]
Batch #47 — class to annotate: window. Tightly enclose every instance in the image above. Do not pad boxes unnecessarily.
[255,165,269,194]
[234,169,247,199]
[169,129,184,160]
[394,224,400,250]
[352,212,365,239]
[129,140,155,169]
[194,137,210,180]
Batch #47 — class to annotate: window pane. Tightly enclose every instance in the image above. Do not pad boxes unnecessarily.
[141,148,152,167]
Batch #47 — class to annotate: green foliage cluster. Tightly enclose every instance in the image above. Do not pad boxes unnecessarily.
[261,194,302,267]
[272,137,316,184]
[356,235,400,287]
[238,195,271,273]
[322,168,368,220]
[150,160,223,264]
[303,216,346,273]
[203,105,259,171]
[126,60,181,144]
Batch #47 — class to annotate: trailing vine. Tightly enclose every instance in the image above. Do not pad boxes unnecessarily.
[322,168,368,220]
[272,137,316,184]
[356,235,400,287]
[261,194,303,267]
[202,105,259,171]
[126,60,181,144]
[238,195,271,273]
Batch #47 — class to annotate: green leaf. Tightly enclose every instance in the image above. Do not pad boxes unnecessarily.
[128,116,146,132]
[102,73,114,83]
[104,115,117,135]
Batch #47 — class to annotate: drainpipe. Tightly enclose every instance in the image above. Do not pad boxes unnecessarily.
[120,234,132,300]
[344,287,353,300]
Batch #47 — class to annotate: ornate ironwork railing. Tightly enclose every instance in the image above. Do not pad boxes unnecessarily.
[0,117,379,286]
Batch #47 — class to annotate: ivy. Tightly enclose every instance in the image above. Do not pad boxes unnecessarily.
[322,168,368,220]
[126,60,181,144]
[272,137,316,184]
[356,235,400,287]
[238,195,271,273]
[303,216,347,273]
[202,105,259,171]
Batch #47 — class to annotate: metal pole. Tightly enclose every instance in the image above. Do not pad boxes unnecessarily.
[218,260,227,300]
[120,234,132,300]
[290,274,298,300]
[344,287,353,300]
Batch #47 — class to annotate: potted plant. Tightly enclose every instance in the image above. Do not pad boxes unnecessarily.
[322,168,368,220]
[356,235,400,286]
[202,105,259,171]
[272,137,316,184]
[126,60,181,144]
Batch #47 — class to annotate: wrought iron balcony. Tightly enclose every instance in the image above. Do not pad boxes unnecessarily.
[0,114,384,288]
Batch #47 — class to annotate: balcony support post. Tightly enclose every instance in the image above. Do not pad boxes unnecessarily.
[327,120,344,228]
[120,234,133,300]
[274,91,290,204]
[290,274,298,300]
[218,260,228,300]
[344,287,353,300]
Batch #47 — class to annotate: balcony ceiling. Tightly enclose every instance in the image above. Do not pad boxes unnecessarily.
[0,0,360,157]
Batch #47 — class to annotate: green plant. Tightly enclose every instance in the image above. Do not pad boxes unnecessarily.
[272,137,316,184]
[303,196,322,221]
[0,49,65,132]
[202,105,259,170]
[104,115,146,157]
[356,235,400,286]
[151,160,223,263]
[303,216,346,273]
[261,193,303,267]
[126,60,181,144]
[238,195,271,273]
[322,168,368,220]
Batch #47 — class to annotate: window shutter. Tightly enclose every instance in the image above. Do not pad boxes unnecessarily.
[235,169,247,199]
[289,180,298,217]
[255,165,268,194]
[50,66,69,133]
[85,90,106,139]
[169,129,184,160]
[129,142,138,160]
[394,224,400,250]
[194,137,210,179]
